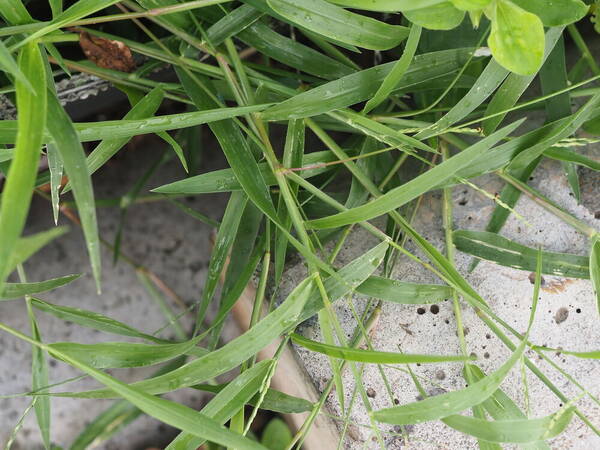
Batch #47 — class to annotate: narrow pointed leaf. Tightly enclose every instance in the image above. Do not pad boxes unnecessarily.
[267,0,409,50]
[356,277,453,304]
[291,333,471,364]
[0,42,46,290]
[0,274,80,300]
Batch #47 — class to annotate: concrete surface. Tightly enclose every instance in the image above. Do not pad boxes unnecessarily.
[283,149,600,448]
[0,138,227,449]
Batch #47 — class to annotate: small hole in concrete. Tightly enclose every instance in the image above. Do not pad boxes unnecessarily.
[430,305,440,314]
[435,370,446,380]
[417,307,426,315]
[394,398,399,405]
[595,211,600,219]
[485,333,491,339]
[576,308,581,313]
[458,199,468,206]
[444,319,449,324]
[367,388,376,398]
[484,352,490,359]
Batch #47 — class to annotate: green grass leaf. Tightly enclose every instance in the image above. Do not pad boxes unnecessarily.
[46,143,63,225]
[45,92,101,292]
[308,120,523,229]
[167,360,274,450]
[363,24,421,113]
[261,418,292,450]
[442,408,574,443]
[356,277,454,304]
[31,297,167,343]
[0,42,46,290]
[0,39,33,92]
[62,276,316,398]
[590,236,600,315]
[329,0,446,11]
[0,274,81,300]
[267,0,409,50]
[291,333,472,364]
[7,227,69,274]
[191,383,314,414]
[262,48,474,120]
[49,336,203,369]
[488,0,544,75]
[454,230,590,278]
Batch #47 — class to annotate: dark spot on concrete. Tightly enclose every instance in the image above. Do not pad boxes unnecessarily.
[367,388,376,398]
[528,272,545,285]
[444,319,449,324]
[595,211,600,219]
[435,370,446,380]
[458,199,468,206]
[49,359,57,368]
[416,307,426,315]
[463,327,469,335]
[430,305,440,314]
[554,307,569,324]
[576,308,581,313]
[393,398,399,405]
[470,352,477,359]
[484,352,490,359]
[485,333,491,339]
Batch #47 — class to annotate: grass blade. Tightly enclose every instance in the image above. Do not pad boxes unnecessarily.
[291,333,472,364]
[262,48,474,120]
[363,24,421,113]
[590,236,600,315]
[267,0,409,50]
[308,120,523,229]
[454,230,590,279]
[0,42,46,291]
[0,38,33,92]
[46,92,101,292]
[0,274,81,300]
[46,143,63,225]
[8,227,69,274]
[442,408,574,443]
[49,336,202,369]
[356,277,453,304]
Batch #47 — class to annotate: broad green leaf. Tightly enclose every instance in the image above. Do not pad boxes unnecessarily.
[261,418,292,450]
[308,120,523,229]
[442,408,574,443]
[46,93,101,292]
[0,148,12,163]
[0,39,33,91]
[291,333,471,363]
[167,360,273,450]
[328,0,446,11]
[404,2,465,30]
[482,27,564,135]
[363,24,422,113]
[591,236,600,314]
[356,277,453,304]
[416,58,509,139]
[31,298,165,343]
[61,276,316,398]
[451,0,491,10]
[487,0,545,75]
[43,343,267,449]
[191,383,314,414]
[454,230,590,278]
[267,0,409,50]
[7,227,69,274]
[583,115,600,135]
[153,149,341,195]
[0,42,46,290]
[262,48,474,120]
[0,274,80,300]
[510,0,588,26]
[49,336,202,369]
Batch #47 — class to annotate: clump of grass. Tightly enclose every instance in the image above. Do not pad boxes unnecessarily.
[0,0,599,449]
